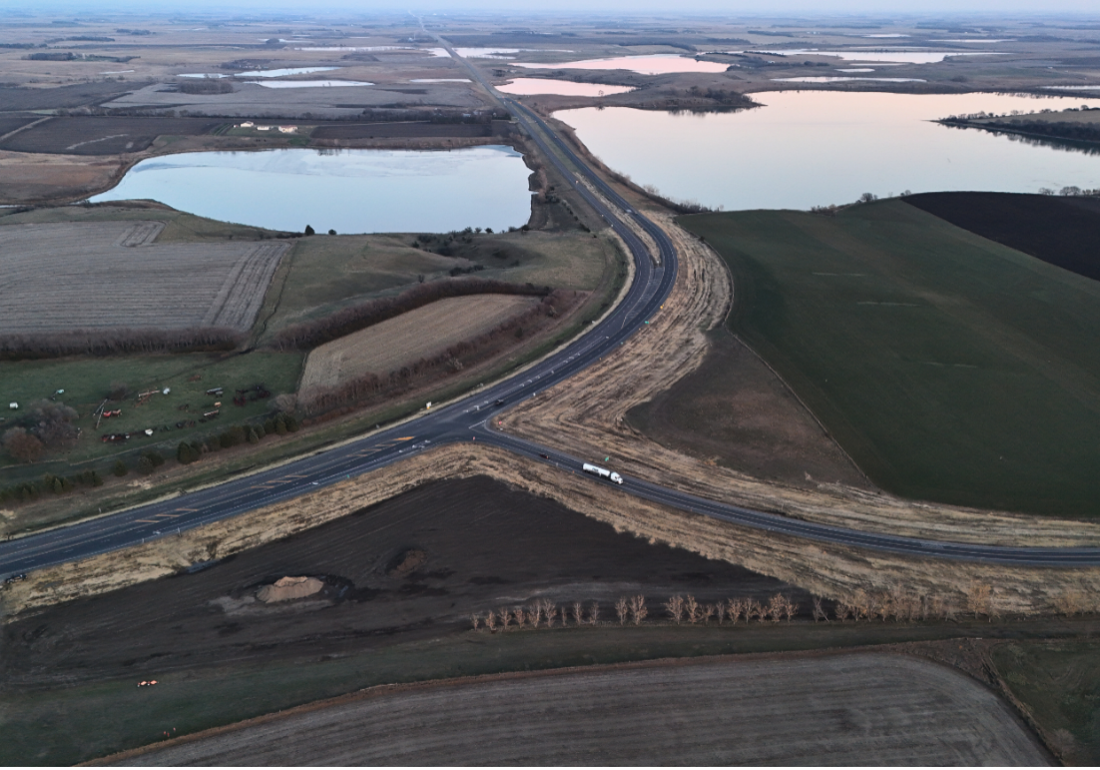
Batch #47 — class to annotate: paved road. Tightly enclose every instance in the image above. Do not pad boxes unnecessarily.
[3,46,1100,579]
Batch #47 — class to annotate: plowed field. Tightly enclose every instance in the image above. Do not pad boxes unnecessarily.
[299,294,539,389]
[0,220,287,332]
[114,653,1048,766]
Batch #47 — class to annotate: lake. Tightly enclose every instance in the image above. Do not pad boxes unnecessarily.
[89,146,533,234]
[515,54,729,75]
[555,91,1100,211]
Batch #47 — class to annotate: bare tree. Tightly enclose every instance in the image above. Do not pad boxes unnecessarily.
[2,428,44,464]
[876,593,892,622]
[572,601,584,626]
[514,606,527,628]
[966,582,994,620]
[616,596,629,625]
[588,601,600,625]
[665,595,685,624]
[703,604,716,624]
[685,595,701,624]
[749,600,766,622]
[834,600,854,622]
[726,598,744,624]
[486,610,497,632]
[471,614,481,631]
[529,602,542,628]
[811,597,827,623]
[499,608,511,630]
[782,596,797,623]
[545,604,558,628]
[714,601,726,625]
[766,594,785,623]
[629,595,648,626]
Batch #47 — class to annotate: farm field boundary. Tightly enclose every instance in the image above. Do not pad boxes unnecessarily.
[93,652,1046,767]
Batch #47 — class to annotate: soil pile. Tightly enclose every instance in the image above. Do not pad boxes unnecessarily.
[256,576,323,603]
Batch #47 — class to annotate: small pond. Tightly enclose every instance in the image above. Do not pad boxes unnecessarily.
[556,91,1100,211]
[89,146,533,234]
[497,78,635,96]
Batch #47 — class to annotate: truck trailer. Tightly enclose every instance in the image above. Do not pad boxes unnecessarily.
[582,462,623,485]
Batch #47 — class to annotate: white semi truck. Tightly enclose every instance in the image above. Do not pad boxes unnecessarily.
[582,462,623,485]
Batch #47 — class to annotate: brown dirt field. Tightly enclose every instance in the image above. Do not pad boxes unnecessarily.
[105,653,1049,766]
[627,328,869,489]
[0,221,288,332]
[0,82,141,112]
[0,116,224,156]
[299,294,541,391]
[0,149,123,204]
[497,210,1100,549]
[0,476,797,689]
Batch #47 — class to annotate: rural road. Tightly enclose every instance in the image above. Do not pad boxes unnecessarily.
[3,46,1100,579]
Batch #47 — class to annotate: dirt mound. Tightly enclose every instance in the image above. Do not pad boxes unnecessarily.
[256,576,323,603]
[386,549,426,577]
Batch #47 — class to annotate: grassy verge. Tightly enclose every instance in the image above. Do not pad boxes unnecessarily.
[680,200,1100,517]
[0,619,1061,766]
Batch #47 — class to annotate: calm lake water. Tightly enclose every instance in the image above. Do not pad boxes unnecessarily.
[89,147,533,234]
[557,91,1100,211]
[516,54,729,75]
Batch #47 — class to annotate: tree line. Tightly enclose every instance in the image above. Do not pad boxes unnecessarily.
[271,278,551,352]
[0,327,245,361]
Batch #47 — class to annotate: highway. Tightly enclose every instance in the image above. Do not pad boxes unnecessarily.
[3,45,1100,579]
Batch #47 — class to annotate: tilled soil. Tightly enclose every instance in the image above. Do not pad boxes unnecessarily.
[111,653,1050,766]
[0,476,798,688]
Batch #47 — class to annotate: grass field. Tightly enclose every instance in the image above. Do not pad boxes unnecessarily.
[257,229,618,340]
[299,294,540,390]
[0,350,302,475]
[119,654,1044,766]
[680,200,1100,516]
[992,639,1100,764]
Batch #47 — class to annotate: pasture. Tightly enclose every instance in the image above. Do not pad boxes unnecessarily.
[0,220,287,333]
[111,654,1046,766]
[681,200,1100,516]
[299,294,540,391]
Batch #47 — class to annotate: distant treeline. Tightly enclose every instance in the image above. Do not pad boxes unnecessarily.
[272,278,551,352]
[298,289,573,417]
[953,119,1100,144]
[0,327,245,361]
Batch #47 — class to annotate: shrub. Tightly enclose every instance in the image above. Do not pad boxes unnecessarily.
[112,459,128,477]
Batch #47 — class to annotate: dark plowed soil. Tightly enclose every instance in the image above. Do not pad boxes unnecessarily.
[0,116,37,137]
[0,116,224,155]
[905,192,1100,282]
[0,476,797,688]
[0,81,143,111]
[627,330,871,488]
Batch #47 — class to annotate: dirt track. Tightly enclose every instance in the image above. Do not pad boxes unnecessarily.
[104,653,1048,766]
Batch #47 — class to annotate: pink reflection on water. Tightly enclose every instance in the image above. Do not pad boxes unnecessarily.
[496,78,635,96]
[514,54,729,75]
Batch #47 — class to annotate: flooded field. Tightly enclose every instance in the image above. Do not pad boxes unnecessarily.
[89,146,534,234]
[557,91,1100,211]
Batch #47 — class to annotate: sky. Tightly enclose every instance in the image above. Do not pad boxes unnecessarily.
[6,0,1100,15]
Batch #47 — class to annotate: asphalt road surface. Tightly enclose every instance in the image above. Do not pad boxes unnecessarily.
[2,46,1099,579]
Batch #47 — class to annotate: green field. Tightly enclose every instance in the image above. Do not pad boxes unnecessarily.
[680,201,1100,516]
[991,639,1100,764]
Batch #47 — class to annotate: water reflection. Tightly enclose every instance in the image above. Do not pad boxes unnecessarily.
[556,91,1100,211]
[89,147,533,234]
[497,78,635,96]
[515,54,729,75]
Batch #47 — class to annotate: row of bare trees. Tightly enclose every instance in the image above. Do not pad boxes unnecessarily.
[296,290,575,417]
[0,326,244,361]
[271,277,551,351]
[471,598,601,632]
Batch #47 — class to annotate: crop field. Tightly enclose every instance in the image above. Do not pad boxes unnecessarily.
[0,116,37,137]
[311,122,503,140]
[300,294,540,390]
[0,116,224,155]
[0,82,138,111]
[906,192,1100,282]
[114,653,1047,766]
[0,220,288,333]
[680,200,1100,516]
[992,639,1100,764]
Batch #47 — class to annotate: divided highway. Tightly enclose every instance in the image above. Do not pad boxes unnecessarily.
[3,48,1100,579]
